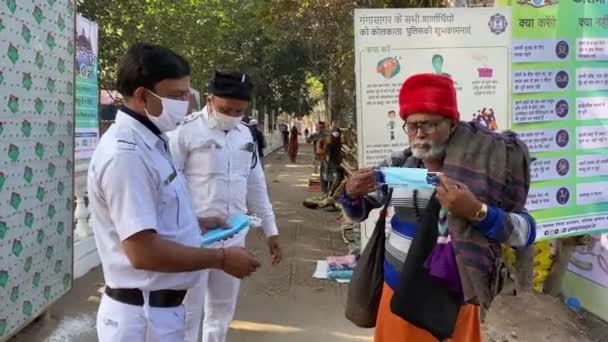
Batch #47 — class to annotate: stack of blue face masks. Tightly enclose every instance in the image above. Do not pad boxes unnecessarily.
[373,167,437,190]
[200,215,251,247]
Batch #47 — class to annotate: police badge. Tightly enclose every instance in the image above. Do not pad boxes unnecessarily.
[488,13,508,36]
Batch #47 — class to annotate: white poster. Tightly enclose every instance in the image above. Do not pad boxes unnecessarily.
[355,8,512,245]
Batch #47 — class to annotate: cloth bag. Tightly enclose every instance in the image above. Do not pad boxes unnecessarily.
[390,195,462,340]
[345,189,392,328]
[424,208,463,294]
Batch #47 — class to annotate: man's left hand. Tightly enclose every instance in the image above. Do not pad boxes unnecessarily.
[267,235,282,265]
[435,176,482,221]
[198,216,231,233]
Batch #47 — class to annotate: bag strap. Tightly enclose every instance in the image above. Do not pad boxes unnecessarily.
[380,188,394,217]
[242,123,259,170]
[371,187,393,239]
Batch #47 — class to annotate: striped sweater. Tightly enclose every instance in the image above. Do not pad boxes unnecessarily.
[341,153,536,291]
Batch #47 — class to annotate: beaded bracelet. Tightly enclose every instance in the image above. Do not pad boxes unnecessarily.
[220,247,226,270]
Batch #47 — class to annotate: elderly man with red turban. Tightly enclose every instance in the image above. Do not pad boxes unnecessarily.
[341,74,536,341]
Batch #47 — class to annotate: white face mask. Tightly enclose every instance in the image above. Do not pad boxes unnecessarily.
[145,90,189,132]
[209,109,243,131]
[332,132,340,138]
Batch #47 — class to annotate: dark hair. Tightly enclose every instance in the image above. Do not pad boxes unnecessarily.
[116,43,190,97]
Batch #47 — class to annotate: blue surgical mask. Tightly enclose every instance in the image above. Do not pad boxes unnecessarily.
[374,167,435,190]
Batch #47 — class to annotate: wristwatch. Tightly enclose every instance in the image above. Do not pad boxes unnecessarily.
[472,203,488,222]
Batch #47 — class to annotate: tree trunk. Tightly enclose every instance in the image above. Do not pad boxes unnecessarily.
[269,109,275,132]
[327,76,334,125]
[515,246,535,292]
[544,239,577,296]
[543,236,590,296]
[262,105,268,133]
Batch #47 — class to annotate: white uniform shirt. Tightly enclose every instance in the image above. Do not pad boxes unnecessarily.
[168,107,279,239]
[88,110,201,291]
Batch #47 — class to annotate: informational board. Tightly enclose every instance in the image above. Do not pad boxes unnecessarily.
[509,1,608,240]
[355,8,512,244]
[75,15,99,160]
[568,235,608,289]
[0,0,75,339]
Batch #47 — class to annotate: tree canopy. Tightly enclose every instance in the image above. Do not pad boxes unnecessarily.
[77,0,448,126]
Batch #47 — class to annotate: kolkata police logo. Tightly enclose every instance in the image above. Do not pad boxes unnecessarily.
[488,14,508,35]
[517,0,559,8]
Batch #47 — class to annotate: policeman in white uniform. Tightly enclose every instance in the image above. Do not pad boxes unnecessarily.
[169,71,282,342]
[88,45,260,342]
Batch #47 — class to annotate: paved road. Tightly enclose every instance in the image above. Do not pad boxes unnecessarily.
[10,144,373,342]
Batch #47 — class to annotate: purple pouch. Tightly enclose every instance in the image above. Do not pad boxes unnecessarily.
[424,231,463,294]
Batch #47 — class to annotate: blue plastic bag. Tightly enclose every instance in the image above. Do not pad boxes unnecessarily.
[200,215,251,247]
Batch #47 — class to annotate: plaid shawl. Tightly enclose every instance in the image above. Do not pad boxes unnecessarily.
[443,122,531,318]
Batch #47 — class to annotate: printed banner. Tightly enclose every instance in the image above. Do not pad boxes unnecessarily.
[355,8,512,168]
[354,8,512,243]
[0,0,75,338]
[75,15,99,160]
[569,235,608,289]
[510,0,608,240]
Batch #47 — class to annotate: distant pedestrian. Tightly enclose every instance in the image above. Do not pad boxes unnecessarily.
[326,127,344,194]
[287,126,299,163]
[304,128,310,141]
[282,125,289,153]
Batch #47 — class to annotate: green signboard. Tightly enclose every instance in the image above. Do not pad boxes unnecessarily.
[508,0,608,240]
[75,15,99,160]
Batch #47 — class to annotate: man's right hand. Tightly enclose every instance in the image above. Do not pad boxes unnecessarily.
[222,247,260,279]
[345,168,378,199]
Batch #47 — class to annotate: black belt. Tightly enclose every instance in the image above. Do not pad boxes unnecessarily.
[105,286,187,308]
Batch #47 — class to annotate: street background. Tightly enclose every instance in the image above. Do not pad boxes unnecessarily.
[9,146,607,342]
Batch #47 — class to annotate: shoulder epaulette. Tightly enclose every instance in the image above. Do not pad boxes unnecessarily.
[116,139,137,151]
[181,112,201,125]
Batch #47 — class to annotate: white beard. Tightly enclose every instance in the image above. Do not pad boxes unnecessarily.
[410,139,448,161]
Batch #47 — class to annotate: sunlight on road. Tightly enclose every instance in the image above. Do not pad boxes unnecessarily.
[45,314,95,341]
[230,320,302,333]
[285,164,312,169]
[229,320,373,341]
[331,332,373,341]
